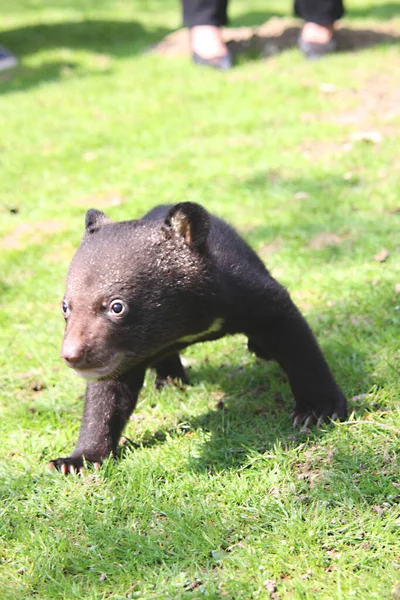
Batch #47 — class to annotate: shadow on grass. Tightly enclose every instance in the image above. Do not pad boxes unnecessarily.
[227,26,400,63]
[0,279,11,296]
[124,332,372,474]
[154,22,400,62]
[0,19,172,92]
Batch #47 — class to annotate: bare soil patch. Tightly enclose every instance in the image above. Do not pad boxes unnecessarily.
[72,190,124,209]
[331,74,400,127]
[2,220,66,251]
[153,17,400,57]
[308,232,348,250]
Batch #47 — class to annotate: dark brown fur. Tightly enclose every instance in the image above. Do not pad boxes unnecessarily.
[51,203,347,473]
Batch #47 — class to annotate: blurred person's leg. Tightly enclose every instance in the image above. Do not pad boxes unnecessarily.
[295,0,345,57]
[182,0,231,69]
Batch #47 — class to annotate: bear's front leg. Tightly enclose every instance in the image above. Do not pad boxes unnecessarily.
[50,367,145,474]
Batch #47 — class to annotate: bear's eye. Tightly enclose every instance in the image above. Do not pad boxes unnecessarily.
[61,300,70,318]
[108,299,128,318]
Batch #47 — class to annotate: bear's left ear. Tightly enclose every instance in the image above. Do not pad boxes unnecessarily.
[85,209,113,234]
[165,203,210,252]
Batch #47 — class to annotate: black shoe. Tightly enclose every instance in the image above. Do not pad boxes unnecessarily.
[298,36,337,60]
[192,51,232,70]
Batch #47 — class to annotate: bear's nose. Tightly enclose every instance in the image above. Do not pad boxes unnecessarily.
[61,340,85,365]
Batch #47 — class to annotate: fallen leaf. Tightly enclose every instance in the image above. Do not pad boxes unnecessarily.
[124,582,140,596]
[372,505,384,516]
[263,579,278,595]
[319,82,337,94]
[300,569,312,579]
[351,393,370,402]
[374,248,389,262]
[391,582,400,600]
[210,549,227,561]
[294,191,309,200]
[31,379,45,392]
[259,238,283,256]
[225,541,245,552]
[351,130,383,144]
[309,232,345,250]
[343,172,360,184]
[184,579,202,591]
[95,54,112,69]
[83,151,98,161]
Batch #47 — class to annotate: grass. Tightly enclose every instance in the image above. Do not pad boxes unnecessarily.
[1,0,400,598]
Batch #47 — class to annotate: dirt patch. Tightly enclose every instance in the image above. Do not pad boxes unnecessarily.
[45,241,76,264]
[258,237,283,257]
[308,232,348,250]
[299,139,350,161]
[299,70,400,159]
[153,17,400,57]
[2,220,66,251]
[72,190,124,209]
[331,74,400,128]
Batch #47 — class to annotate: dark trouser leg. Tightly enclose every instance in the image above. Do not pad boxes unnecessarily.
[182,0,229,27]
[294,0,345,23]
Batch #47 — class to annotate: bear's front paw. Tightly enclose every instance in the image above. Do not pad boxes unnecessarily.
[292,392,347,431]
[49,456,102,475]
[291,410,338,432]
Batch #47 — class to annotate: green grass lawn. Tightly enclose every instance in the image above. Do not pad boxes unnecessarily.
[1,1,400,598]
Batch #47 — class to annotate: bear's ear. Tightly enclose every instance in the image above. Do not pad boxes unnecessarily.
[85,209,113,234]
[165,203,210,251]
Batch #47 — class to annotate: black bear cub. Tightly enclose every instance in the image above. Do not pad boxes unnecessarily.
[51,202,347,473]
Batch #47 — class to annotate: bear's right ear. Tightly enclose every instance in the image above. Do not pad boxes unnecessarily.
[85,209,113,234]
[165,202,210,252]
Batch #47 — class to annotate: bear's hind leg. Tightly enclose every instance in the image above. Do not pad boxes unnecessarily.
[154,353,188,389]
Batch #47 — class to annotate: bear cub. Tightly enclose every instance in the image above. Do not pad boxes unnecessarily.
[51,202,347,473]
